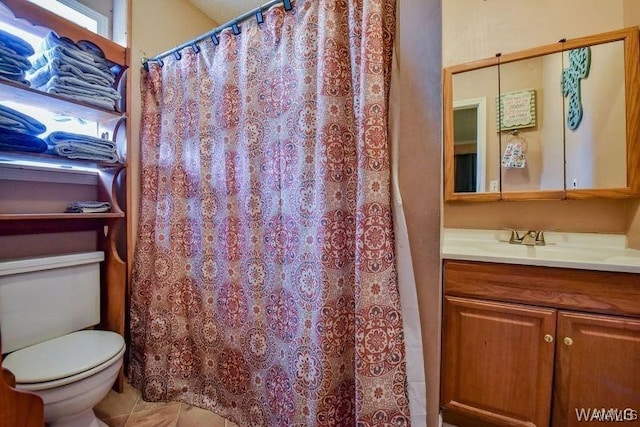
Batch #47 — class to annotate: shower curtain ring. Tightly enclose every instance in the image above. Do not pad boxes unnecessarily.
[256,10,264,24]
[231,22,241,35]
[191,43,200,54]
[174,51,182,60]
[211,33,219,45]
[283,0,292,11]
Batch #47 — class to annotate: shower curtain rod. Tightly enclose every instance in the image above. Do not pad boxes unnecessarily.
[142,0,293,70]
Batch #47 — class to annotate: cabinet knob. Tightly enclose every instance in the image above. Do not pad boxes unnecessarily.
[563,337,573,346]
[544,334,554,343]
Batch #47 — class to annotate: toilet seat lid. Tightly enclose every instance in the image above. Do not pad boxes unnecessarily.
[2,330,125,384]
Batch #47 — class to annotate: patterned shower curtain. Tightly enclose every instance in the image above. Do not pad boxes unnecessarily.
[130,0,410,425]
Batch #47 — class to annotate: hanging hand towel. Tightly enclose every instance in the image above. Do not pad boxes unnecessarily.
[501,140,526,169]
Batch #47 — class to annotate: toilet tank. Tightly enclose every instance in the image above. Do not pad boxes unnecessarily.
[0,251,104,354]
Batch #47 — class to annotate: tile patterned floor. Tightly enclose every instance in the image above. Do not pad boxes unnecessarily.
[95,381,238,427]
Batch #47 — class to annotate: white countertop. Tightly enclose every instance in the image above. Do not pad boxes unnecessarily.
[442,228,640,274]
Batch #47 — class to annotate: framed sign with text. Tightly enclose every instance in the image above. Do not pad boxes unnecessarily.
[497,89,537,131]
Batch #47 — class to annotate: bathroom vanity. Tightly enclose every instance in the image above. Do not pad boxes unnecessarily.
[440,230,640,427]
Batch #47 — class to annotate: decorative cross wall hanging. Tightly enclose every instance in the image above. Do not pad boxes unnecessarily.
[562,46,591,130]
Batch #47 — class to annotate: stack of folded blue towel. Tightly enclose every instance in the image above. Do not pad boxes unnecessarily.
[27,32,121,111]
[0,104,47,153]
[46,131,120,163]
[0,29,35,86]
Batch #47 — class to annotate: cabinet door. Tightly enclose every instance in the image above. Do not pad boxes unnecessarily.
[554,311,640,426]
[441,296,556,427]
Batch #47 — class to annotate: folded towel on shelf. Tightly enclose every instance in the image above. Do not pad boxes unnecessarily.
[0,127,47,153]
[0,29,34,57]
[38,84,117,110]
[27,57,114,88]
[39,75,121,101]
[0,63,26,81]
[40,31,77,51]
[0,75,29,86]
[65,200,112,213]
[42,32,116,71]
[46,131,117,150]
[48,143,121,163]
[0,37,33,86]
[0,46,33,71]
[0,104,46,135]
[46,131,120,163]
[30,46,116,84]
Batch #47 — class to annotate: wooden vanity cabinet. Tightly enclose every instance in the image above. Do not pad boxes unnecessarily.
[553,312,640,426]
[441,260,640,427]
[441,296,556,427]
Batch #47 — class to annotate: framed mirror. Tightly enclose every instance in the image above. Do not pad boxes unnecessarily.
[443,27,640,202]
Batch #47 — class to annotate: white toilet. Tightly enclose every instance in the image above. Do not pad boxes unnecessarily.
[0,251,126,427]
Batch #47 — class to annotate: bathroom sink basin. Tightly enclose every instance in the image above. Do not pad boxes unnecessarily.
[472,242,612,262]
[442,229,640,273]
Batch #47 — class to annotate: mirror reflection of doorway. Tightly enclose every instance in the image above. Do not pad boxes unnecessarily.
[453,98,486,193]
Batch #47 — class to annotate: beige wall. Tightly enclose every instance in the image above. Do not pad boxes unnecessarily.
[396,0,442,425]
[129,0,215,258]
[443,0,640,246]
[443,0,624,66]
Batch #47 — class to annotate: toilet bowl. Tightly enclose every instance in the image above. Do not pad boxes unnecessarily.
[0,252,126,426]
[3,330,125,427]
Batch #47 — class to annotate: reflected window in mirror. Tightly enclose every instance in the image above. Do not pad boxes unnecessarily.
[449,65,500,198]
[453,99,485,193]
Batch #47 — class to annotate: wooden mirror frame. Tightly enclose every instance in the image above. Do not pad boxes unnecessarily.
[443,27,640,202]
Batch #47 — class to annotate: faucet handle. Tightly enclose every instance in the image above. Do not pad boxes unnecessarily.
[503,228,521,244]
[535,230,546,246]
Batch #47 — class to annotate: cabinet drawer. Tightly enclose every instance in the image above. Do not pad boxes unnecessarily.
[444,260,640,318]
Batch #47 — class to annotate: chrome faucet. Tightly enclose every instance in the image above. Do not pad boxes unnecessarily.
[508,229,546,246]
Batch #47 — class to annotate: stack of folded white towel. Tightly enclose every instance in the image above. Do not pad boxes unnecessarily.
[27,32,121,111]
[0,29,34,86]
